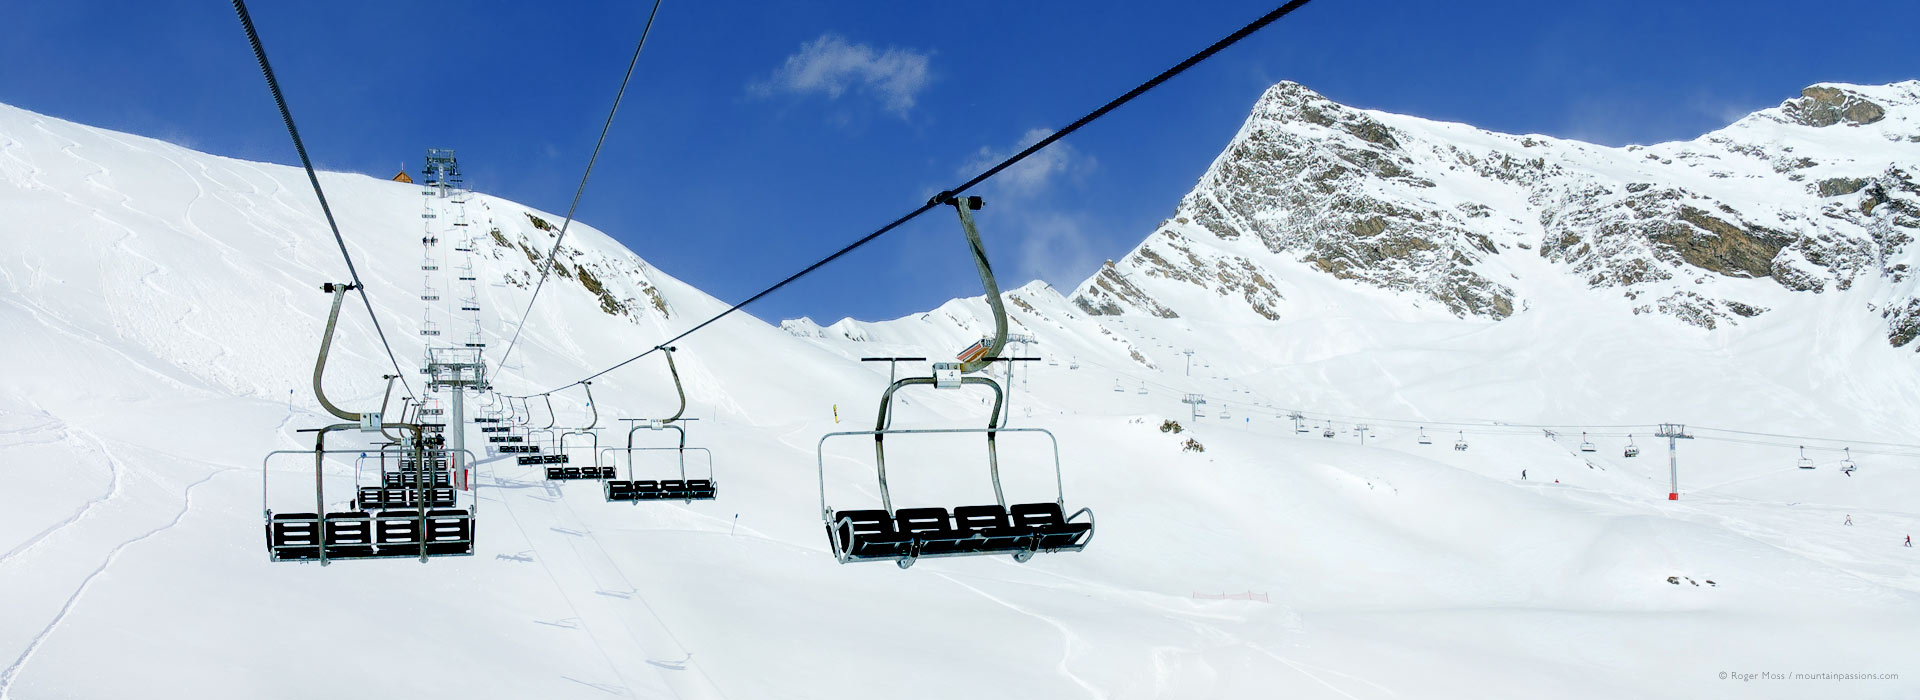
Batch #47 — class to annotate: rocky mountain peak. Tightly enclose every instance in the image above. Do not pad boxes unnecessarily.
[1070,79,1920,345]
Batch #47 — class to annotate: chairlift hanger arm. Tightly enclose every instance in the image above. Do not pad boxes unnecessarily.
[944,197,1006,375]
[540,394,557,431]
[312,282,362,422]
[659,346,686,424]
[377,375,405,442]
[581,382,599,431]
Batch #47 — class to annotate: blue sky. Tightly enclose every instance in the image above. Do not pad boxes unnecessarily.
[5,0,1917,324]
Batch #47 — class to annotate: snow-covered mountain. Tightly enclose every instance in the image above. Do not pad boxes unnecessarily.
[1068,81,1920,338]
[4,79,1920,700]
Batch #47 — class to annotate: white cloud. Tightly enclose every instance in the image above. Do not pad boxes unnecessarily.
[1014,211,1101,291]
[752,34,930,117]
[955,130,1101,289]
[963,128,1096,200]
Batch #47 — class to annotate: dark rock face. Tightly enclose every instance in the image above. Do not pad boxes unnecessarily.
[1074,260,1178,318]
[1660,207,1790,280]
[1784,86,1887,127]
[1885,299,1920,348]
[1818,177,1870,197]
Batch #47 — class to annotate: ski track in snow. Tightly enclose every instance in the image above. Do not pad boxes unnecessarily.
[934,572,1107,700]
[525,461,734,700]
[0,429,120,566]
[0,289,205,396]
[1245,642,1396,700]
[490,466,687,699]
[0,461,231,699]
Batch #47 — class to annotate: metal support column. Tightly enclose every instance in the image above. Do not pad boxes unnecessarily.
[450,387,466,489]
[1656,423,1691,501]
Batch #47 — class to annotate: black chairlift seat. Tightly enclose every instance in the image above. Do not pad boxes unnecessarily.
[545,466,616,480]
[382,470,452,488]
[605,479,717,502]
[828,502,1092,566]
[518,453,571,466]
[498,445,540,453]
[357,486,456,510]
[397,454,449,468]
[266,509,473,562]
[488,435,524,443]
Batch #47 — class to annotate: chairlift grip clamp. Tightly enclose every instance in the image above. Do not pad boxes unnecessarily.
[929,192,985,210]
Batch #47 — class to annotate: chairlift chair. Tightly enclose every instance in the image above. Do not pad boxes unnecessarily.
[1322,423,1335,439]
[530,394,564,459]
[1113,380,1123,393]
[1417,427,1432,445]
[1797,446,1814,470]
[553,382,603,476]
[818,196,1092,569]
[262,283,475,564]
[1579,432,1597,453]
[267,443,475,564]
[1624,435,1640,458]
[1454,431,1469,451]
[1840,447,1856,475]
[603,348,717,501]
[1137,382,1147,395]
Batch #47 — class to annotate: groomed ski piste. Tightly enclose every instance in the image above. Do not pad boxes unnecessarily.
[2,90,1918,700]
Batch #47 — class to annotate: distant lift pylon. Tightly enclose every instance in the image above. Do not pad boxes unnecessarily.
[817,195,1094,569]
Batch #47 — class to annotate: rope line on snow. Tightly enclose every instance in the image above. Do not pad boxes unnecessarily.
[232,0,416,398]
[497,0,667,371]
[523,0,1321,397]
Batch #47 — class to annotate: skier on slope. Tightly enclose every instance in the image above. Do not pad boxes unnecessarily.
[1845,514,1853,526]
[1906,535,1912,548]
[1521,469,1527,480]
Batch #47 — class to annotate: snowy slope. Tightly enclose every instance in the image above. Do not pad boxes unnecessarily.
[3,85,1920,700]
